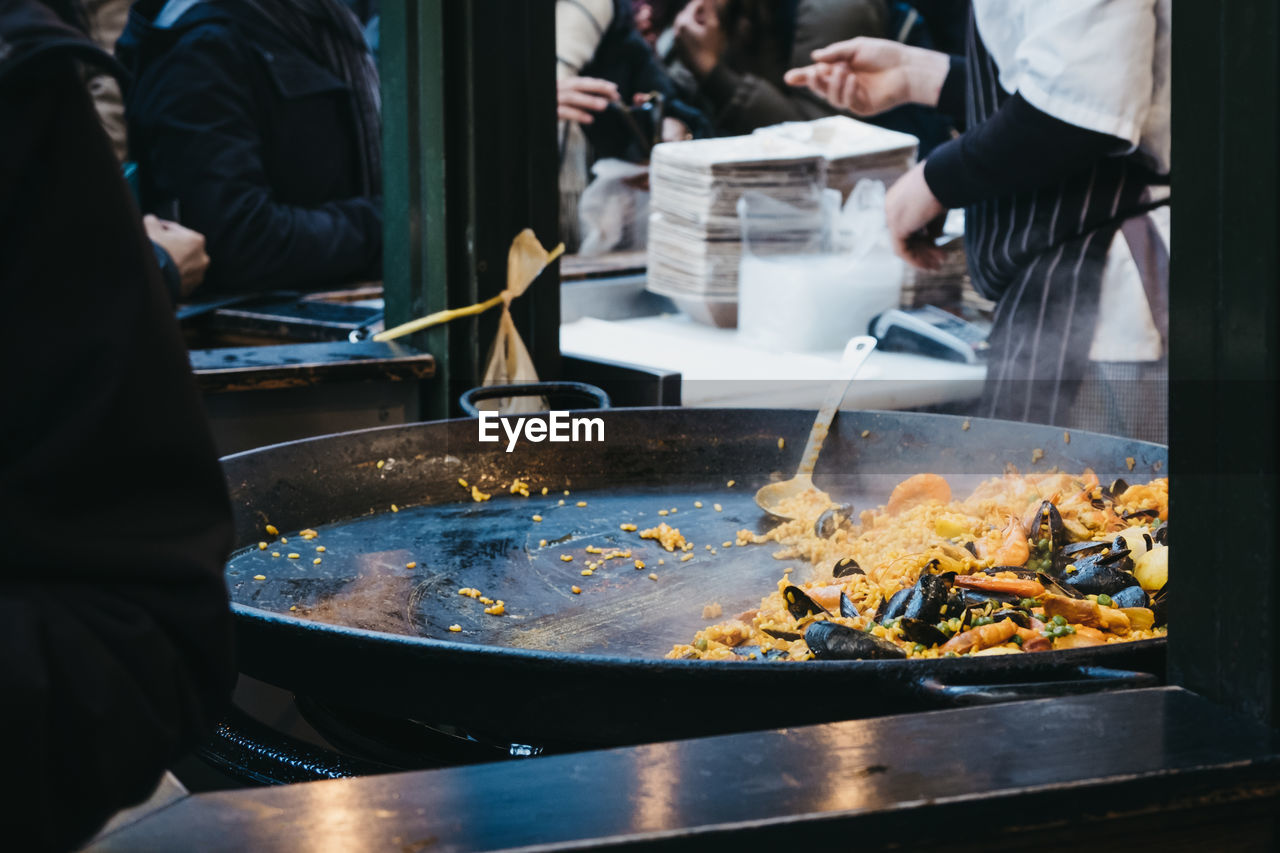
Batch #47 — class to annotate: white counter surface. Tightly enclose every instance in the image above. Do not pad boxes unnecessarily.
[560,314,986,410]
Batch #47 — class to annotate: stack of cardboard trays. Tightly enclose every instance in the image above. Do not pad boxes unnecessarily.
[647,117,918,327]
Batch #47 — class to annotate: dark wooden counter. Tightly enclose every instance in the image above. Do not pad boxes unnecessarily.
[88,688,1279,852]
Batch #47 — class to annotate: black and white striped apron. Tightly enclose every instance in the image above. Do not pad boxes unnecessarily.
[962,16,1165,436]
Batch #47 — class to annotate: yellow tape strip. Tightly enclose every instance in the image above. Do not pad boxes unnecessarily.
[372,243,565,343]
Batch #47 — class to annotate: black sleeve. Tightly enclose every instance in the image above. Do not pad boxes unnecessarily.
[923,91,1131,209]
[128,26,382,292]
[936,55,967,128]
[152,240,182,302]
[0,56,235,852]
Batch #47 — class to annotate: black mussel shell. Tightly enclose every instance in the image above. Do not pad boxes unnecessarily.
[1109,585,1151,609]
[1121,508,1160,521]
[805,621,907,660]
[986,609,1031,628]
[903,572,951,623]
[1153,524,1168,546]
[783,585,829,620]
[942,588,968,619]
[833,556,863,578]
[815,504,856,539]
[877,586,913,622]
[731,645,790,661]
[957,588,1022,610]
[1105,478,1130,498]
[1060,550,1137,596]
[1030,501,1066,552]
[898,617,949,647]
[1053,540,1109,575]
[762,627,803,642]
[963,540,979,557]
[839,592,860,619]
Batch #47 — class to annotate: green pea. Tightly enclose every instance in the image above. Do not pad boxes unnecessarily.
[913,643,926,654]
[695,638,708,651]
[1011,634,1024,646]
[1064,625,1077,635]
[1019,597,1039,609]
[1097,594,1113,607]
[1052,614,1067,626]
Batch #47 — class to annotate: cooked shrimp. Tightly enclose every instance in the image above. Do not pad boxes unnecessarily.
[952,574,1044,598]
[805,584,844,612]
[940,617,1019,654]
[885,473,952,516]
[985,515,1030,567]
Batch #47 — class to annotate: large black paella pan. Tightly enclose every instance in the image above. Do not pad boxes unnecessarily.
[223,409,1166,746]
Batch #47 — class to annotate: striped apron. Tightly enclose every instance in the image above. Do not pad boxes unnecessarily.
[962,16,1166,438]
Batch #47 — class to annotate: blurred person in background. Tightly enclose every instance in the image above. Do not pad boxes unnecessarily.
[659,0,954,151]
[42,0,211,298]
[788,1,1170,442]
[557,0,709,251]
[119,0,383,294]
[1,0,236,847]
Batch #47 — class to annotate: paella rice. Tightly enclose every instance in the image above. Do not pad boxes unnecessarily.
[670,469,1168,662]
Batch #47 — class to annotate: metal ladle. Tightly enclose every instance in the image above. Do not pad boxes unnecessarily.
[754,335,877,520]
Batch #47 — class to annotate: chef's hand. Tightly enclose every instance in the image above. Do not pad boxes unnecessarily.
[557,76,620,124]
[144,214,209,296]
[784,37,949,116]
[885,163,947,271]
[674,0,726,79]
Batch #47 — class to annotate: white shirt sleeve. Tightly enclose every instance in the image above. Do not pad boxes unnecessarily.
[973,0,1169,171]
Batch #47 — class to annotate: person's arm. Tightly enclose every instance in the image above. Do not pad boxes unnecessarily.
[923,92,1130,210]
[128,26,381,292]
[0,57,235,851]
[687,0,890,134]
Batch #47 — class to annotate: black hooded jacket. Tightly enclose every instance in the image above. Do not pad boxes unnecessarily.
[0,1,236,848]
[117,0,383,293]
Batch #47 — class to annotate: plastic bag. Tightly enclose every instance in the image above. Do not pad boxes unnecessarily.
[577,158,650,257]
[737,180,903,352]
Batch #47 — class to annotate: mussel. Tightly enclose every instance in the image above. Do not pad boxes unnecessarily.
[876,586,912,622]
[898,617,949,647]
[805,621,907,660]
[839,592,860,619]
[984,609,1032,628]
[761,627,803,642]
[881,571,951,624]
[832,556,863,578]
[783,585,829,620]
[815,504,856,539]
[1054,540,1109,575]
[1109,585,1151,609]
[1153,524,1168,546]
[1029,500,1066,553]
[1060,549,1138,596]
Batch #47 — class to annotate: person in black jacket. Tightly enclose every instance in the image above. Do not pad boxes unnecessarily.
[0,0,236,847]
[117,0,383,294]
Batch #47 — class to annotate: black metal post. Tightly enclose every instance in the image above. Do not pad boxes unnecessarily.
[1168,0,1280,727]
[441,0,562,403]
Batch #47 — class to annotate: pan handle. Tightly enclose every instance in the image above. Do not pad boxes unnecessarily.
[911,666,1159,708]
[195,706,394,786]
[458,381,611,418]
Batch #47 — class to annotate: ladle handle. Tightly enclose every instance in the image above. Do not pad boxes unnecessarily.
[796,336,877,477]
